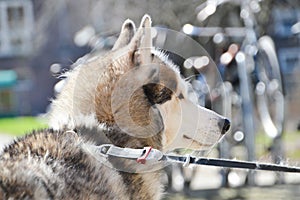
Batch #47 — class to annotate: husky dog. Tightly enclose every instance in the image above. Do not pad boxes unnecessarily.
[0,15,230,199]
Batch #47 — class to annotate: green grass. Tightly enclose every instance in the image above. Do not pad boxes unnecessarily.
[255,130,300,160]
[0,117,48,136]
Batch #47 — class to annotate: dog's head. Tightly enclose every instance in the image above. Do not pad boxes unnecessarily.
[49,15,230,152]
[49,15,229,150]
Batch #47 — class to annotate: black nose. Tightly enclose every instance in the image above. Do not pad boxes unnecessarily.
[218,118,231,135]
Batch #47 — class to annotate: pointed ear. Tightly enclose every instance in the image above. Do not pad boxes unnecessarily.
[129,14,153,65]
[112,19,136,50]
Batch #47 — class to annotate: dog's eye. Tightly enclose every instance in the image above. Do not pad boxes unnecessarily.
[143,83,172,105]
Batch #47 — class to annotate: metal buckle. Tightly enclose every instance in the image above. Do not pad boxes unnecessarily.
[96,144,114,158]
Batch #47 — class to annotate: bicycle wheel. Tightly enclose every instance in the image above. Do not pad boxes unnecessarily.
[255,36,285,139]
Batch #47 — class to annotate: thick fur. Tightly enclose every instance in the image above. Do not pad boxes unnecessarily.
[0,15,229,199]
[0,129,162,200]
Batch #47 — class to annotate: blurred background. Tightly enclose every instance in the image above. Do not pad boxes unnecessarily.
[0,0,300,199]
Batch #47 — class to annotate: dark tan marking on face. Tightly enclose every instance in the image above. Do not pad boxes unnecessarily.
[143,83,173,105]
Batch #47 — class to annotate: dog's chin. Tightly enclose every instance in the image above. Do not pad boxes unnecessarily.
[179,133,225,154]
[163,134,220,152]
[182,135,216,150]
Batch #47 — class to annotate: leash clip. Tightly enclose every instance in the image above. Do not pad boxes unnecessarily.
[183,155,191,167]
[137,147,152,164]
[137,147,163,164]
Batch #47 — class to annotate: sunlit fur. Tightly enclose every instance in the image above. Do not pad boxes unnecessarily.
[0,15,228,200]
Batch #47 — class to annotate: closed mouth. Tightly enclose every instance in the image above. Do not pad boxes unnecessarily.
[183,135,214,147]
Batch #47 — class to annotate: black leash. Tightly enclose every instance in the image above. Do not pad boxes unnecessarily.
[164,155,300,173]
[97,144,300,173]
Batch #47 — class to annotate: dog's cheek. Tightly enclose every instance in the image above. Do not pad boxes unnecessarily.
[159,97,183,150]
[162,129,174,148]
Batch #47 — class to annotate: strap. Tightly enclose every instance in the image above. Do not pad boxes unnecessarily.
[165,155,300,173]
[93,144,300,173]
[96,144,164,163]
